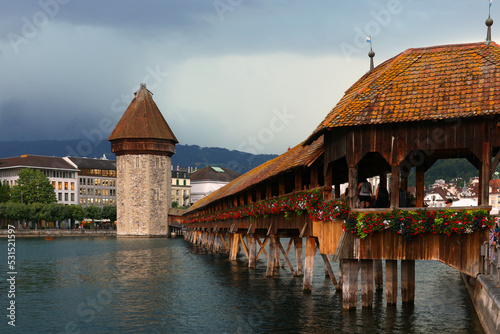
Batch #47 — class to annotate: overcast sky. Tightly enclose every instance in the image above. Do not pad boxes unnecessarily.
[0,0,495,155]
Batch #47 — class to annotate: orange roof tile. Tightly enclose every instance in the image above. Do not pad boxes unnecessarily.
[185,136,324,213]
[108,84,178,143]
[310,42,500,138]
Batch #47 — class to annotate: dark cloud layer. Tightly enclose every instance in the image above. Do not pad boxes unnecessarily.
[0,0,496,153]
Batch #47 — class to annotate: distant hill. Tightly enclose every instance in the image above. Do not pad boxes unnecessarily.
[0,140,277,174]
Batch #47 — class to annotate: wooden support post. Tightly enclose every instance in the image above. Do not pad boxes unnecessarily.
[303,237,316,291]
[324,164,333,201]
[230,233,240,261]
[294,237,303,276]
[320,253,340,290]
[342,259,360,309]
[361,259,374,308]
[279,174,286,196]
[416,165,424,207]
[266,235,276,277]
[390,165,400,208]
[386,260,398,305]
[348,166,358,208]
[256,237,269,261]
[277,238,296,275]
[266,183,272,200]
[282,238,293,269]
[248,235,256,268]
[374,259,383,291]
[401,260,415,304]
[334,183,341,199]
[220,233,229,252]
[239,234,249,260]
[295,169,302,191]
[256,185,262,202]
[311,164,319,188]
[274,235,281,269]
[480,141,491,206]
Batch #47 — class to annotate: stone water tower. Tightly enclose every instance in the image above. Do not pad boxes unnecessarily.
[108,84,178,237]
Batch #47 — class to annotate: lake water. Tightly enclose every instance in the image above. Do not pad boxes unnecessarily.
[0,237,484,333]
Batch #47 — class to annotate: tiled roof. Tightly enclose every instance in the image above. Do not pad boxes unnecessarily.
[0,155,77,170]
[108,84,178,143]
[185,136,324,213]
[190,166,241,183]
[489,179,500,188]
[66,157,116,170]
[311,42,500,137]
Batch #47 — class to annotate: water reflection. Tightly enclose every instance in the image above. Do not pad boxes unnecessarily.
[0,238,486,333]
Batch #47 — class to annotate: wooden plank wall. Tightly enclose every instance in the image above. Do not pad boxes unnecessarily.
[325,118,493,168]
[307,216,488,277]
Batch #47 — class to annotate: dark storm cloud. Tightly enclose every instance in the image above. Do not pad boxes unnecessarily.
[0,0,495,154]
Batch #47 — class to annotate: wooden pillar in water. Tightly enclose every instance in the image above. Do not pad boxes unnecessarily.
[374,259,383,291]
[274,235,281,269]
[266,235,276,277]
[294,237,304,276]
[230,233,240,261]
[303,237,316,291]
[361,259,374,308]
[386,260,398,305]
[401,260,415,303]
[342,259,359,309]
[248,235,256,268]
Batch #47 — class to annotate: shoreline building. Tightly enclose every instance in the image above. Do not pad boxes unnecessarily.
[171,169,191,207]
[190,166,241,204]
[64,156,117,207]
[0,155,78,205]
[108,84,178,237]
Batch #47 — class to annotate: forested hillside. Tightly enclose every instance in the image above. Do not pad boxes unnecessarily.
[0,140,277,175]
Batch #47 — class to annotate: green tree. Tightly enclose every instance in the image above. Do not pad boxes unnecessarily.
[5,202,28,225]
[68,205,85,222]
[0,181,10,203]
[85,205,102,221]
[102,205,117,222]
[10,168,56,204]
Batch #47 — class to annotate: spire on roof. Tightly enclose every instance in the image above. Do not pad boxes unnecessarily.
[368,37,375,71]
[487,0,494,42]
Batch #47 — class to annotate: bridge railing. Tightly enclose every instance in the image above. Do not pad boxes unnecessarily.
[482,241,500,287]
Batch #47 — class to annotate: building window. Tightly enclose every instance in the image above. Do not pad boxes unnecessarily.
[58,182,62,190]
[65,193,68,201]
[183,180,186,186]
[71,193,74,202]
[58,193,62,201]
[71,182,74,190]
[176,180,179,185]
[64,182,68,190]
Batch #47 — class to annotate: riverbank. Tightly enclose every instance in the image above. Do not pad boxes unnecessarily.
[463,273,500,334]
[0,229,116,237]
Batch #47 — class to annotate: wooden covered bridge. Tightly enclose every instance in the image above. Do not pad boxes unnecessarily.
[182,41,500,309]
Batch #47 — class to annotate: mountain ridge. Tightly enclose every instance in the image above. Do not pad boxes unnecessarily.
[0,140,277,174]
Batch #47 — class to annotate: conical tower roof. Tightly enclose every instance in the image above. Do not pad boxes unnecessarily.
[108,84,177,156]
[108,84,178,142]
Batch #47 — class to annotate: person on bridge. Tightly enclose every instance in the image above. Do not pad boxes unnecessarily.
[358,178,372,208]
[370,184,389,208]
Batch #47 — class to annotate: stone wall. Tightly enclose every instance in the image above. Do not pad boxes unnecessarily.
[462,273,500,334]
[117,154,171,237]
